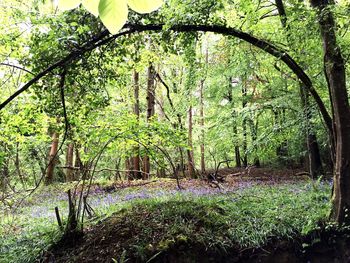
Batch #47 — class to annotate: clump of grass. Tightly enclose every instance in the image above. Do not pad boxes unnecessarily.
[0,218,61,263]
[108,182,331,260]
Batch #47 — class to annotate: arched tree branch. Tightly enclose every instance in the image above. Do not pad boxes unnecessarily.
[0,23,332,134]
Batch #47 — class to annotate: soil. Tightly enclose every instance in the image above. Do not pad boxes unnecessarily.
[40,167,349,263]
[41,223,350,263]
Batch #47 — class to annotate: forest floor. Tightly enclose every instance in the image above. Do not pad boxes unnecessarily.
[1,167,349,263]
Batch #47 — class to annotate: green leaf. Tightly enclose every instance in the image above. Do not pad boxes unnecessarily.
[82,0,100,16]
[127,0,163,14]
[98,0,128,34]
[57,0,81,11]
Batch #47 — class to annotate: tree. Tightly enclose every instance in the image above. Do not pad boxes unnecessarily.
[187,105,195,178]
[46,129,59,184]
[132,69,142,179]
[311,0,350,224]
[143,63,156,178]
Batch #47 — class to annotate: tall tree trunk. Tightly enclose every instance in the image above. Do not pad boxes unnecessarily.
[242,82,248,167]
[187,106,196,178]
[65,142,74,182]
[313,0,350,224]
[235,145,241,167]
[133,70,142,179]
[228,77,241,167]
[46,131,59,184]
[200,79,205,175]
[125,157,131,180]
[143,64,155,178]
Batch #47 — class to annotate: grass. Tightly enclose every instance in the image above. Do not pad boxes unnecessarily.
[111,182,331,259]
[0,179,331,263]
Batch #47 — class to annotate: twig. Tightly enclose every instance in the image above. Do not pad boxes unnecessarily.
[58,166,153,176]
[55,206,63,231]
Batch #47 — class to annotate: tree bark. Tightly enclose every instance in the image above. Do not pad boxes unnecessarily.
[187,106,196,178]
[234,144,241,168]
[242,81,248,167]
[46,131,59,184]
[228,77,242,168]
[143,64,155,178]
[133,70,142,179]
[312,0,350,224]
[125,157,131,180]
[200,79,205,175]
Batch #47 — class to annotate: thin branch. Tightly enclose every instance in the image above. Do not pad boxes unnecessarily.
[154,72,175,111]
[0,63,35,75]
[59,70,69,136]
[58,166,153,176]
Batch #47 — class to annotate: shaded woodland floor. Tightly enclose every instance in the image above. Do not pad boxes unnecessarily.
[34,167,350,263]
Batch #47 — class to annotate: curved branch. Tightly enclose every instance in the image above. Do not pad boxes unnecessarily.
[0,23,332,133]
[0,63,35,75]
[131,24,333,132]
[0,29,132,110]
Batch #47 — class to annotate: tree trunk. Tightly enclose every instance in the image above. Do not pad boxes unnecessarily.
[143,64,155,178]
[228,77,241,168]
[234,144,241,168]
[125,158,131,180]
[313,0,350,224]
[242,82,248,167]
[187,106,196,178]
[133,70,142,179]
[308,134,322,177]
[46,131,59,184]
[200,79,205,175]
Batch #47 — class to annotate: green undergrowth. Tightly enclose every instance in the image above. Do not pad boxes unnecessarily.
[105,182,331,261]
[0,221,61,263]
[0,180,331,263]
